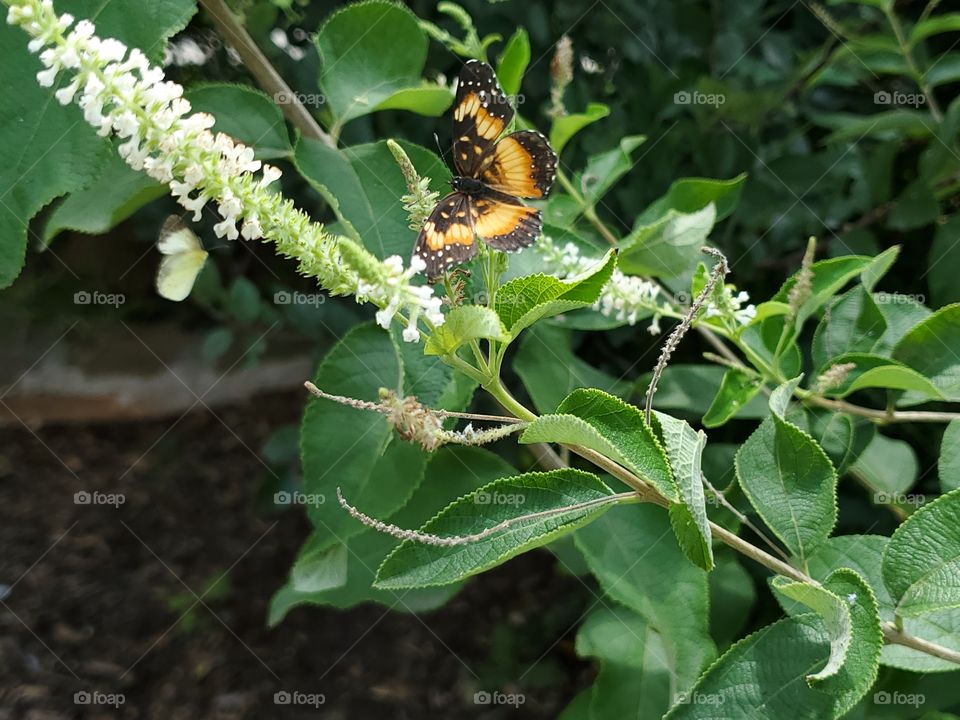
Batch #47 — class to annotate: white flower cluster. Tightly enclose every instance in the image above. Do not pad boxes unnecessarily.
[7,0,443,341]
[705,286,756,326]
[535,236,666,331]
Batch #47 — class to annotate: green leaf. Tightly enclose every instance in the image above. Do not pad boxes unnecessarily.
[709,552,757,649]
[514,325,633,413]
[815,353,944,399]
[894,304,960,402]
[653,412,713,571]
[619,204,717,278]
[807,410,874,475]
[0,0,196,287]
[772,568,882,707]
[702,368,763,428]
[664,616,837,719]
[42,151,165,244]
[495,250,616,337]
[295,138,449,259]
[371,85,453,116]
[576,504,716,692]
[883,488,960,617]
[636,174,747,225]
[819,110,935,143]
[301,324,419,549]
[550,103,609,154]
[929,215,960,307]
[374,469,617,589]
[910,13,960,45]
[269,447,512,623]
[575,606,674,719]
[228,276,262,324]
[874,292,931,355]
[811,286,886,370]
[576,136,647,207]
[424,305,508,356]
[521,388,678,501]
[186,83,292,159]
[636,364,768,420]
[941,420,960,493]
[735,378,837,561]
[315,0,451,128]
[804,535,960,672]
[888,178,940,230]
[495,28,530,96]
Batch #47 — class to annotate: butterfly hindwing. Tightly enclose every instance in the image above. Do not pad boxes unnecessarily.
[453,60,514,177]
[481,130,557,199]
[413,192,477,277]
[473,192,542,253]
[156,215,208,302]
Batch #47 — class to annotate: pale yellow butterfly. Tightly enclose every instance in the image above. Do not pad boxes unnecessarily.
[155,216,208,302]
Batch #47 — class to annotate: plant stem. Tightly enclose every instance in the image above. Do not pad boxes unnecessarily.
[802,394,960,424]
[199,0,336,147]
[885,6,944,122]
[556,168,619,245]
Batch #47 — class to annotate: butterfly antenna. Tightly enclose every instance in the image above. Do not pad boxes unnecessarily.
[433,132,448,164]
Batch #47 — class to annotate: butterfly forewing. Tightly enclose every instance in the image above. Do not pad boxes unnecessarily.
[452,60,514,177]
[480,130,557,199]
[413,192,477,277]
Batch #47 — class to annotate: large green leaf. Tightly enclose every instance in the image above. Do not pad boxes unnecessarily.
[852,433,919,500]
[514,325,633,413]
[186,83,292,159]
[494,250,616,337]
[0,0,196,287]
[575,136,646,207]
[894,304,960,402]
[814,352,944,399]
[735,378,837,561]
[653,412,713,571]
[618,204,717,278]
[375,469,617,589]
[315,1,451,129]
[495,27,530,97]
[811,286,886,370]
[772,569,882,711]
[702,368,763,428]
[883,488,960,617]
[635,174,747,225]
[424,305,508,356]
[576,504,716,693]
[295,137,449,259]
[521,388,678,501]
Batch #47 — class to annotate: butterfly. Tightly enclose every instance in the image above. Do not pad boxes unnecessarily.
[413,60,557,278]
[155,216,208,301]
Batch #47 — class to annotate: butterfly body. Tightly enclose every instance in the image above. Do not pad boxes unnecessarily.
[413,61,557,278]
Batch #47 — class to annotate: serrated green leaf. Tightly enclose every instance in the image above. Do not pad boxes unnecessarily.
[424,305,508,356]
[812,286,886,370]
[186,83,292,159]
[894,304,960,402]
[883,488,960,617]
[550,103,609,154]
[374,469,617,589]
[618,204,717,278]
[576,504,716,692]
[521,388,677,501]
[702,368,763,428]
[494,250,616,336]
[735,378,838,561]
[654,411,713,571]
[495,27,530,96]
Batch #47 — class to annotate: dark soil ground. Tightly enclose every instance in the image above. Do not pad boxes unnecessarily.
[0,392,593,719]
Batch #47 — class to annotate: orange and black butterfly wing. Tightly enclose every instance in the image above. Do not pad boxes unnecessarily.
[412,192,477,277]
[452,60,514,177]
[473,192,542,252]
[480,130,557,199]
